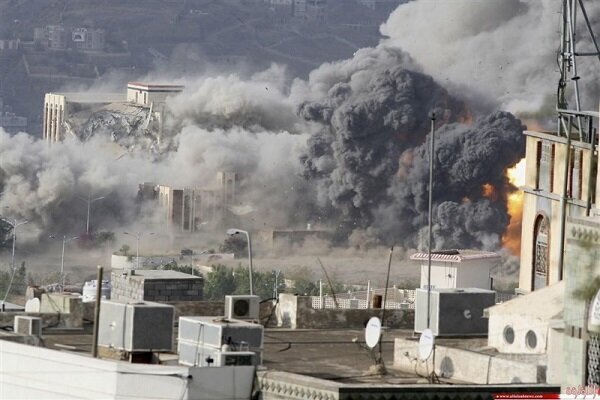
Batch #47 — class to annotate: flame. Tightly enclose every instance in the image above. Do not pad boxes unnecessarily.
[502,158,526,255]
[507,158,526,187]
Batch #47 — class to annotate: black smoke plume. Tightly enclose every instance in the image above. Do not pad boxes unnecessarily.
[299,64,469,240]
[374,111,525,249]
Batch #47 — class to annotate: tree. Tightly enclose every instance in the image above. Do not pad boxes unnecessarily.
[286,266,320,296]
[119,244,130,255]
[204,264,237,300]
[0,219,12,250]
[219,236,247,258]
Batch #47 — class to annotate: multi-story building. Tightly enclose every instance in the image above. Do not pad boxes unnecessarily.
[72,28,105,51]
[42,92,124,142]
[518,123,595,292]
[43,82,183,143]
[293,0,327,21]
[141,172,239,233]
[34,25,105,51]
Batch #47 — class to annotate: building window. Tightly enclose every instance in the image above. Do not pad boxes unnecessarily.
[526,330,537,349]
[539,142,555,192]
[533,215,549,290]
[503,326,515,344]
[535,141,542,189]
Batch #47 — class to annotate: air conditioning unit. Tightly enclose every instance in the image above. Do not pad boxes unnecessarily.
[98,300,174,352]
[178,342,258,367]
[225,295,260,320]
[14,316,42,336]
[414,288,495,336]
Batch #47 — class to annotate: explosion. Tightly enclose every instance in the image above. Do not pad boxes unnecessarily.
[502,158,526,254]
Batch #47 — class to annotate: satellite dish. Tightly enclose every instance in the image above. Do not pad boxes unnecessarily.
[418,329,435,360]
[364,316,381,348]
[25,298,40,313]
[588,289,600,334]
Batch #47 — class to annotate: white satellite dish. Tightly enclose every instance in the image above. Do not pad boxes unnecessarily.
[588,289,600,334]
[364,316,382,348]
[25,298,40,313]
[418,328,435,360]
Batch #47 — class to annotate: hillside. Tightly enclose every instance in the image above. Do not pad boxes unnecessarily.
[0,0,403,134]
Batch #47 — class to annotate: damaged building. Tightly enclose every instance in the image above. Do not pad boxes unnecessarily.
[42,82,183,148]
[139,172,241,233]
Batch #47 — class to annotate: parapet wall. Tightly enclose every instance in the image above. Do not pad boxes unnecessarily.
[111,271,203,302]
[275,294,413,329]
[393,337,548,384]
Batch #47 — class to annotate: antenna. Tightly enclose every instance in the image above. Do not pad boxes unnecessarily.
[418,328,434,361]
[24,298,40,313]
[556,0,600,280]
[364,316,381,349]
[418,328,439,383]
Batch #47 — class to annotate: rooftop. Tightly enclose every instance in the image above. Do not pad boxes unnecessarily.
[123,270,203,281]
[486,281,564,320]
[127,82,184,91]
[410,249,500,263]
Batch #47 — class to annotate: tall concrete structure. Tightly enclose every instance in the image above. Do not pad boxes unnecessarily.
[126,82,184,107]
[518,126,594,292]
[514,0,600,389]
[42,92,123,142]
[151,172,239,233]
[43,82,182,143]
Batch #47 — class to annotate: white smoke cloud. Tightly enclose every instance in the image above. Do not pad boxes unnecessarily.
[380,0,600,113]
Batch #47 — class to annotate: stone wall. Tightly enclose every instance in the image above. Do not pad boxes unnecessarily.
[0,312,81,330]
[275,294,413,329]
[110,272,203,302]
[167,300,277,326]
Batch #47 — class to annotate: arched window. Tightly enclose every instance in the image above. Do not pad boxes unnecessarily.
[533,215,549,290]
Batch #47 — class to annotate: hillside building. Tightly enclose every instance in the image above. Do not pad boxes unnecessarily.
[34,25,105,51]
[42,82,182,143]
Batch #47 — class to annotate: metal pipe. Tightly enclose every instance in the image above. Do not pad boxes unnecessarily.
[2,218,28,305]
[91,266,103,358]
[578,0,600,67]
[366,280,371,309]
[246,231,254,296]
[378,246,394,367]
[427,113,436,329]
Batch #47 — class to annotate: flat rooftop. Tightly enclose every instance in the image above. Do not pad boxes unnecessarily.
[410,249,500,263]
[124,270,202,281]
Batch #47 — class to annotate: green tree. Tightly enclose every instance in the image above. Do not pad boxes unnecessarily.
[232,265,284,300]
[286,266,320,296]
[204,264,237,300]
[219,236,247,258]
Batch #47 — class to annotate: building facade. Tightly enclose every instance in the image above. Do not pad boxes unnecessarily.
[126,82,184,107]
[518,127,595,293]
[146,172,239,233]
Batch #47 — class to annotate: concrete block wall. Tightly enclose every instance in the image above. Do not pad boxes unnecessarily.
[39,293,86,328]
[275,294,413,329]
[143,279,203,302]
[110,272,203,302]
[111,273,145,301]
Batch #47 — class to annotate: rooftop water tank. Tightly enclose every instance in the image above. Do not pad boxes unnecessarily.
[82,280,111,303]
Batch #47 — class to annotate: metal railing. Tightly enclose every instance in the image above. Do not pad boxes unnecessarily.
[310,288,516,310]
